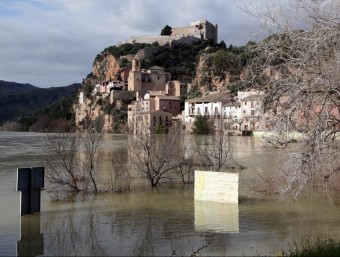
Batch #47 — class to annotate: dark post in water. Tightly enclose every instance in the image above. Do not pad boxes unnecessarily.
[16,167,44,215]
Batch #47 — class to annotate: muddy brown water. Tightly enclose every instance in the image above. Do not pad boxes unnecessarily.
[0,132,339,256]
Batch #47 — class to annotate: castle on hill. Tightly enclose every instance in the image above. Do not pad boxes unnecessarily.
[125,20,218,46]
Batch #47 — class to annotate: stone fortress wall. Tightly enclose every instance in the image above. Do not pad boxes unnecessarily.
[125,20,218,46]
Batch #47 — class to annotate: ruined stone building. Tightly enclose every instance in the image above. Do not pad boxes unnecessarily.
[126,20,218,46]
[127,59,171,97]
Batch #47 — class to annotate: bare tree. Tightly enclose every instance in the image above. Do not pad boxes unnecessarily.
[81,130,103,192]
[244,0,340,198]
[195,120,240,171]
[107,148,128,191]
[174,132,196,184]
[128,124,182,187]
[45,129,82,191]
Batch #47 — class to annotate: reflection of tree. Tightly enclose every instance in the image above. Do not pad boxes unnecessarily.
[41,195,106,256]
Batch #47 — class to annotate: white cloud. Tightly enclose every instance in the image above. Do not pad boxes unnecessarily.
[0,0,263,88]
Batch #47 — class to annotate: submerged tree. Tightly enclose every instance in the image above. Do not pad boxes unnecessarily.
[45,125,103,194]
[128,123,182,187]
[45,127,82,191]
[195,120,240,171]
[81,130,103,192]
[244,0,340,198]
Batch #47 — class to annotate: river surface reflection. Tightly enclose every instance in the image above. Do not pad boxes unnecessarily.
[1,132,340,256]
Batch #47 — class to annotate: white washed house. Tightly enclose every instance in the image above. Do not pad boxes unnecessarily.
[184,91,233,124]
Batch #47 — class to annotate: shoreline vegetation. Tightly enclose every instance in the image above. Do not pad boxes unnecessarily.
[283,238,340,257]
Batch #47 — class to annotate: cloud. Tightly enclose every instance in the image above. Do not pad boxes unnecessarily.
[0,0,263,88]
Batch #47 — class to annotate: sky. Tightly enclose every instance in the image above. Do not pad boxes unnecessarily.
[0,0,266,88]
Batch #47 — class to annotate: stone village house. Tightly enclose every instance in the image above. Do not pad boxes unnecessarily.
[183,90,265,133]
[128,92,181,134]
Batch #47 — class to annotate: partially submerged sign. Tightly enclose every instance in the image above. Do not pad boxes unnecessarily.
[194,200,239,233]
[16,167,44,215]
[17,214,44,256]
[194,170,238,204]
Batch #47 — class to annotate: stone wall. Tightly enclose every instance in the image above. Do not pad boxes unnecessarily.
[125,20,218,46]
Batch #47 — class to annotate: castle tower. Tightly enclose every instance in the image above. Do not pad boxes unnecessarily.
[128,58,142,91]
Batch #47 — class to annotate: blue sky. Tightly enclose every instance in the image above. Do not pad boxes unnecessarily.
[0,0,265,88]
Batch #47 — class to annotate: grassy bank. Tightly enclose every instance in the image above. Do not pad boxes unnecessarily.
[283,238,340,257]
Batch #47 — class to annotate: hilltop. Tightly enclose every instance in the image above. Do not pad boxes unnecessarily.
[0,80,81,130]
[75,19,256,133]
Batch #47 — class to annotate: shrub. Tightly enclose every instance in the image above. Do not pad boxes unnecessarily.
[192,115,212,134]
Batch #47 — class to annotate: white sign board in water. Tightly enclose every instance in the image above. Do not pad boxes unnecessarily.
[194,170,238,204]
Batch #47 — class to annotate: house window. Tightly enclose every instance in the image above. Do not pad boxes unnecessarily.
[251,110,255,116]
[205,107,208,115]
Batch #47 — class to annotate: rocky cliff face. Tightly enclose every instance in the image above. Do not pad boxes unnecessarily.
[193,52,244,94]
[74,52,124,132]
[92,54,121,82]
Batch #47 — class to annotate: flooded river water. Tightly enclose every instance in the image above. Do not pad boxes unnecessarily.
[0,132,339,256]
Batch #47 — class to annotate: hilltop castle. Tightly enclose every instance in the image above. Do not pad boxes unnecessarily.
[126,20,218,46]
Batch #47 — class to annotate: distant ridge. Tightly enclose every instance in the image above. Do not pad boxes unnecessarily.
[0,80,37,94]
[0,80,81,124]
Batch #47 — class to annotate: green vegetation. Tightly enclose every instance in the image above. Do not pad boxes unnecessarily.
[192,115,212,134]
[155,124,167,134]
[0,81,81,126]
[142,40,221,82]
[160,25,172,36]
[18,89,79,131]
[186,86,202,100]
[94,43,153,63]
[284,238,340,257]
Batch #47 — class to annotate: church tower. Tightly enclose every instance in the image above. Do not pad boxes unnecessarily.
[128,58,142,92]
